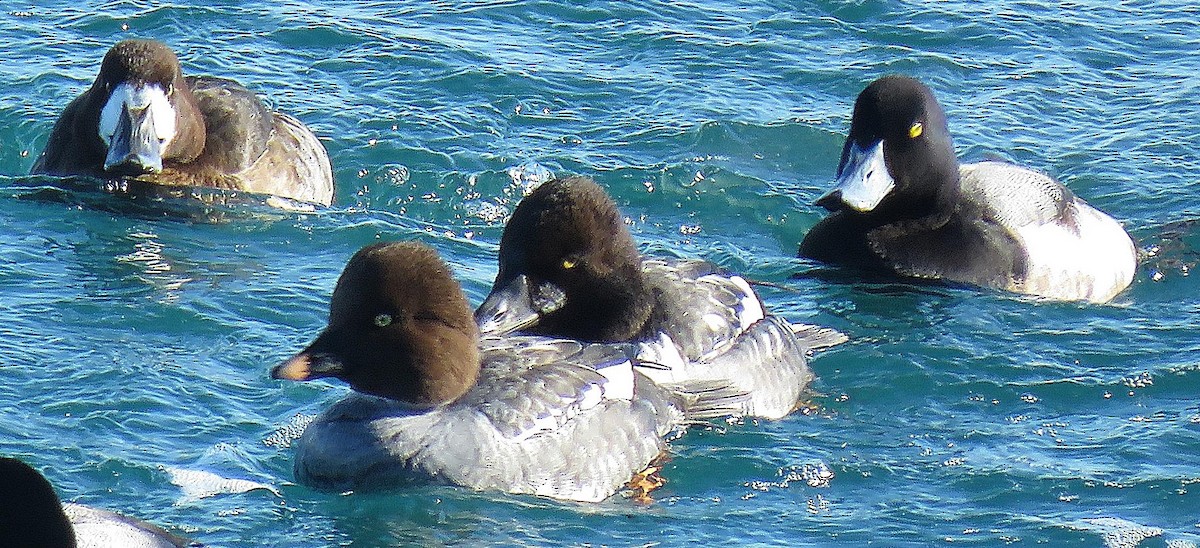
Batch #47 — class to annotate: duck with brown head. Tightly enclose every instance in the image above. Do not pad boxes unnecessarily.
[272,241,712,502]
[475,176,846,420]
[32,39,333,207]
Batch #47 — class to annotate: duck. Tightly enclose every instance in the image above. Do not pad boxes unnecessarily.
[0,456,196,548]
[271,241,722,502]
[31,39,334,207]
[474,176,846,420]
[799,75,1136,303]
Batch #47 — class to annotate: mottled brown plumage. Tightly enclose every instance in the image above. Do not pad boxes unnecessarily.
[33,39,333,206]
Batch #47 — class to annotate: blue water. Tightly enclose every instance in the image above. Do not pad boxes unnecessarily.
[2,1,1199,546]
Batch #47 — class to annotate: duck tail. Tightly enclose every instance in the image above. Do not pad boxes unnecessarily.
[663,379,750,421]
[789,322,848,352]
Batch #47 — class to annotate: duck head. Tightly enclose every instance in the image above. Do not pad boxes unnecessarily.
[273,242,481,408]
[818,75,960,220]
[90,40,205,176]
[475,176,652,342]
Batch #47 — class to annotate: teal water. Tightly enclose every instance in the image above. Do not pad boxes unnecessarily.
[2,1,1199,546]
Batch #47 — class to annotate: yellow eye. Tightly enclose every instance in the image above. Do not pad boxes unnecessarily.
[561,258,577,270]
[908,121,924,139]
[373,314,393,327]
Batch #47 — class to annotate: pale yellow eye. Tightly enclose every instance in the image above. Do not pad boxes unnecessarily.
[373,314,393,327]
[908,121,924,139]
[561,258,577,270]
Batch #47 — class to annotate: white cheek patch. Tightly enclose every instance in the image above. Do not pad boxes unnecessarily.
[98,82,177,149]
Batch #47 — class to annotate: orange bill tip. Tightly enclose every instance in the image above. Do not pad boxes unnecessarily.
[271,353,314,381]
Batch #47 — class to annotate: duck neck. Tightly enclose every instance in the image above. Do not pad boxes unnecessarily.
[167,75,206,164]
[875,146,962,227]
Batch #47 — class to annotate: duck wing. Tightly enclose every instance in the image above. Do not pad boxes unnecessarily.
[293,336,685,502]
[641,258,765,362]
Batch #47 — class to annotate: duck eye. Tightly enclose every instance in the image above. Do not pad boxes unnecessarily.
[373,313,393,327]
[561,258,577,270]
[908,121,924,139]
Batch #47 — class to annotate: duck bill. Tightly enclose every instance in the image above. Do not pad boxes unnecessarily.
[271,338,346,382]
[474,275,544,335]
[817,139,894,212]
[100,82,171,176]
[104,103,164,175]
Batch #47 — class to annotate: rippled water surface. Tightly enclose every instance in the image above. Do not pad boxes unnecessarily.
[2,1,1199,546]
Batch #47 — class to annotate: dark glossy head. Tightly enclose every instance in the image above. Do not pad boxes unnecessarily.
[91,39,205,175]
[272,242,480,407]
[818,75,959,220]
[475,176,651,342]
[0,457,76,548]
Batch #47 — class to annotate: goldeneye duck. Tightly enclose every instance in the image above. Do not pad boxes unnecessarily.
[271,241,705,502]
[0,456,196,548]
[32,39,334,207]
[799,75,1136,303]
[474,176,846,420]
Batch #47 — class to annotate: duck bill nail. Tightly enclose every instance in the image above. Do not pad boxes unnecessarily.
[474,275,542,335]
[104,102,164,175]
[821,139,894,212]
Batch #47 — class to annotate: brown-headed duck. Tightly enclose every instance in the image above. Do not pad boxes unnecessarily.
[474,176,846,420]
[271,241,727,502]
[32,39,333,207]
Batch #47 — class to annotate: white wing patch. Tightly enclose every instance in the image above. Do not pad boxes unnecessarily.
[595,359,635,401]
[502,358,635,443]
[635,333,689,384]
[510,383,610,442]
[727,275,766,329]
